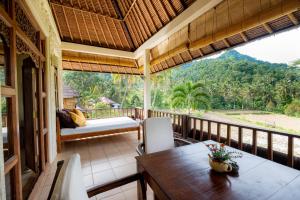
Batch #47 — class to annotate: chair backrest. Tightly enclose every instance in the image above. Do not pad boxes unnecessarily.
[49,154,89,200]
[143,117,175,154]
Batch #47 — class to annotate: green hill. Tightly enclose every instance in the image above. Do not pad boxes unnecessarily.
[153,50,300,113]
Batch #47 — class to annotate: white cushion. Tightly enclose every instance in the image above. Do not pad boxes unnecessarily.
[61,117,139,136]
[51,154,89,200]
[143,117,175,154]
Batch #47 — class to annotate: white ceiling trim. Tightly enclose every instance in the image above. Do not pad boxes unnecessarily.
[61,42,135,59]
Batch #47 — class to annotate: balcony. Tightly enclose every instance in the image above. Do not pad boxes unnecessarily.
[28,107,300,200]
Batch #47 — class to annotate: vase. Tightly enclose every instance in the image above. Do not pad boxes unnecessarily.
[209,158,232,173]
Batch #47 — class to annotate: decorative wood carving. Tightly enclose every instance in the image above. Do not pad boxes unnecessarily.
[16,36,39,66]
[15,2,38,47]
[0,19,10,45]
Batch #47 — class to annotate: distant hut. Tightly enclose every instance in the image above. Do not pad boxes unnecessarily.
[63,84,79,109]
[99,97,120,108]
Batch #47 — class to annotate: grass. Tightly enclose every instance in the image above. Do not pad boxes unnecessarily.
[229,115,299,135]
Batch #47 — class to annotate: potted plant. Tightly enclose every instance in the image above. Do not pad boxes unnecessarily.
[206,143,242,173]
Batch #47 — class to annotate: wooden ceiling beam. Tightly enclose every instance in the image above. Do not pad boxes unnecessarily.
[134,5,152,37]
[51,6,63,37]
[62,6,73,41]
[179,0,187,9]
[104,17,117,49]
[123,0,138,20]
[96,16,109,47]
[148,0,164,27]
[90,13,101,46]
[73,9,83,43]
[240,32,248,42]
[157,0,171,22]
[287,13,299,25]
[111,0,135,50]
[166,0,177,17]
[112,20,124,49]
[189,0,300,51]
[49,1,121,20]
[198,49,204,57]
[124,19,139,47]
[129,14,144,43]
[263,23,273,33]
[223,39,230,48]
[132,7,148,40]
[81,11,93,44]
[139,0,157,33]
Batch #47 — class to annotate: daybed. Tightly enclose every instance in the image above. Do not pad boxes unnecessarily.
[56,117,140,153]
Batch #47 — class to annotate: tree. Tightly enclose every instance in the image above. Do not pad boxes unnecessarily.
[284,100,300,117]
[171,81,210,114]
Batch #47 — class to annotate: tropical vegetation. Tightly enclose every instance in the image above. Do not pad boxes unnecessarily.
[171,82,210,113]
[63,50,300,117]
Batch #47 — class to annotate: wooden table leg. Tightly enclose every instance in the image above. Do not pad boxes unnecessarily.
[137,163,147,200]
[137,175,146,200]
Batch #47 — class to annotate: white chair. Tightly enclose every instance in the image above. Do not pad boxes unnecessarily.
[48,154,146,200]
[136,117,191,155]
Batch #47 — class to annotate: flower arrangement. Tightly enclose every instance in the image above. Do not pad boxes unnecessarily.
[206,143,242,173]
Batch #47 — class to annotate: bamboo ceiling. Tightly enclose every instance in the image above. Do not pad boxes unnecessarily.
[50,0,195,51]
[53,0,300,75]
[145,0,300,74]
[62,50,142,75]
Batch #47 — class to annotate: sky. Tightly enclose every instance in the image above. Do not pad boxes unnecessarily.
[209,27,300,64]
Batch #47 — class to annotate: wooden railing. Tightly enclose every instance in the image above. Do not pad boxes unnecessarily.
[81,107,144,120]
[148,109,300,169]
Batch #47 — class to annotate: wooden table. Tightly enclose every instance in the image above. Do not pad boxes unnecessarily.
[136,141,300,200]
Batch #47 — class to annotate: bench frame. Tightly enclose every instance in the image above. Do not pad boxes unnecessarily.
[56,117,141,153]
[48,160,147,200]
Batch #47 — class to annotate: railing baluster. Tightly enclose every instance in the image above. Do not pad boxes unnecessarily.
[267,132,273,160]
[193,118,196,139]
[200,120,203,141]
[252,129,257,155]
[288,136,294,167]
[177,115,180,133]
[217,123,221,142]
[238,127,243,150]
[227,125,231,146]
[208,121,211,140]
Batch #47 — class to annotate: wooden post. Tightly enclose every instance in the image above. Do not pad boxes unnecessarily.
[193,118,196,139]
[252,129,257,155]
[207,121,211,140]
[288,136,294,167]
[143,49,151,118]
[181,115,189,139]
[267,132,273,160]
[217,123,221,142]
[200,120,203,141]
[227,125,231,146]
[147,109,152,118]
[238,127,243,150]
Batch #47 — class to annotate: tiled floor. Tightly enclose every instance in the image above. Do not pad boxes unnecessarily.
[29,132,154,200]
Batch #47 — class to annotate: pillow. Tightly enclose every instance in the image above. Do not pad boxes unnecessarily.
[69,112,86,127]
[57,110,77,128]
[72,109,86,123]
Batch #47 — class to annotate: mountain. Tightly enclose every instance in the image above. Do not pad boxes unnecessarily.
[215,50,289,67]
[218,50,259,63]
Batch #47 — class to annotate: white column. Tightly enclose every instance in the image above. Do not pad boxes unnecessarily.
[143,49,151,118]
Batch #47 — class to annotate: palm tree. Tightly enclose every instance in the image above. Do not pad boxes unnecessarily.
[171,81,210,114]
